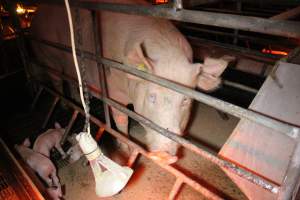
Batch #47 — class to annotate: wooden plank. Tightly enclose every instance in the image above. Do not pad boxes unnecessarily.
[219,62,300,199]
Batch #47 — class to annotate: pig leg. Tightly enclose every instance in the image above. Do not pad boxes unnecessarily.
[55,143,67,159]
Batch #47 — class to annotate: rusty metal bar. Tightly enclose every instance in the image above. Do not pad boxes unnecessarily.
[18,0,300,38]
[40,84,223,200]
[278,141,300,200]
[60,110,79,145]
[29,38,300,138]
[42,96,59,129]
[30,85,44,111]
[37,77,278,194]
[168,178,184,200]
[270,5,300,20]
[127,149,140,168]
[92,11,112,128]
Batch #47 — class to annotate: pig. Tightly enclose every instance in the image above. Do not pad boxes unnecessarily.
[30,0,234,164]
[33,122,66,159]
[15,138,62,191]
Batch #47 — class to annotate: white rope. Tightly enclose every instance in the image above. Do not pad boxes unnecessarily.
[64,0,90,134]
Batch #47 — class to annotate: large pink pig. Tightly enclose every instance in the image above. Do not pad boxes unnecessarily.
[30,0,233,164]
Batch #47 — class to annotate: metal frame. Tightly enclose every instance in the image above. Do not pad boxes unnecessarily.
[10,0,300,199]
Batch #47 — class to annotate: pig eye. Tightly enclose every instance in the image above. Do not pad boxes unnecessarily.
[182,97,190,106]
[149,93,156,104]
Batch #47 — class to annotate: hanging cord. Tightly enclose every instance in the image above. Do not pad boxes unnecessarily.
[64,0,90,134]
[75,9,91,132]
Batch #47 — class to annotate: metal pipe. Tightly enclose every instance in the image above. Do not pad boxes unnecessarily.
[42,96,59,129]
[60,110,79,145]
[30,85,44,111]
[223,80,258,93]
[270,5,300,20]
[19,0,300,38]
[29,38,299,139]
[168,178,184,200]
[92,11,112,128]
[40,84,223,200]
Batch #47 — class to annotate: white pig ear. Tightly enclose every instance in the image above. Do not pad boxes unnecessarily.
[196,55,235,91]
[125,42,154,80]
[54,122,61,129]
[23,138,31,147]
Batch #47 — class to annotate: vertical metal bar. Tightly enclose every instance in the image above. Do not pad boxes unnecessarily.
[60,110,79,145]
[233,1,241,45]
[168,178,184,200]
[174,0,183,10]
[278,141,300,200]
[127,149,139,168]
[95,127,106,141]
[42,96,59,129]
[92,11,111,128]
[30,86,44,111]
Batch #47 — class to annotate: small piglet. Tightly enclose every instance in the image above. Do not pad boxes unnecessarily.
[33,122,66,158]
[15,139,62,190]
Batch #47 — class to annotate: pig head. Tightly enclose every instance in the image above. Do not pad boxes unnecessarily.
[120,23,233,162]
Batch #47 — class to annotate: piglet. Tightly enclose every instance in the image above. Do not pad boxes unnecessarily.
[15,138,61,190]
[33,122,66,158]
[66,134,83,164]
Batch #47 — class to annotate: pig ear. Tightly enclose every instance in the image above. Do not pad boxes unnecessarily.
[196,55,235,91]
[125,42,154,80]
[23,138,31,147]
[54,122,61,129]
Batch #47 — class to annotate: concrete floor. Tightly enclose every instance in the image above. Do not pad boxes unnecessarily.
[58,102,246,200]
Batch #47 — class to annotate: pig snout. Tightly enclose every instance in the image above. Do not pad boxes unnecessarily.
[145,129,181,164]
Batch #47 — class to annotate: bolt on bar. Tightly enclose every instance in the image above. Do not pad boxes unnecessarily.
[39,83,224,200]
[18,0,300,38]
[29,37,300,139]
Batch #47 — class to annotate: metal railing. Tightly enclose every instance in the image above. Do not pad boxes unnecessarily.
[11,0,300,199]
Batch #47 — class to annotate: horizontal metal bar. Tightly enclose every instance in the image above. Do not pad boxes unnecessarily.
[223,80,258,93]
[39,83,223,200]
[33,70,279,193]
[20,0,300,38]
[0,69,24,80]
[270,5,300,20]
[30,37,300,139]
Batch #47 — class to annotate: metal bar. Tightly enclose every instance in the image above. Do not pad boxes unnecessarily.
[270,5,300,20]
[0,69,24,80]
[187,36,281,61]
[18,0,300,38]
[42,96,59,129]
[40,84,223,200]
[223,80,258,93]
[30,85,44,111]
[174,0,183,10]
[60,110,79,145]
[178,24,296,48]
[127,149,140,168]
[29,38,300,139]
[168,178,184,200]
[92,11,111,128]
